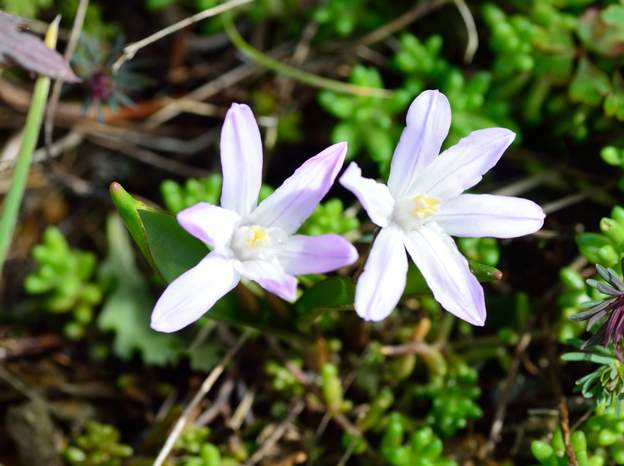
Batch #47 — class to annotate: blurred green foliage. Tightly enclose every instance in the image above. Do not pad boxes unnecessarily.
[24,227,103,340]
[380,414,456,466]
[64,422,132,466]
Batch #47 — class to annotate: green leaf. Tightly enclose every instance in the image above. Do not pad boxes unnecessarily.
[98,215,184,366]
[138,208,208,283]
[109,182,156,269]
[570,58,611,106]
[295,277,354,327]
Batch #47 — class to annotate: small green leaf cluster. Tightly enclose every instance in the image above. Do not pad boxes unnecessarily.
[0,0,51,17]
[175,426,239,466]
[577,206,624,268]
[24,227,103,340]
[380,413,456,466]
[394,34,516,145]
[161,175,274,214]
[584,405,624,464]
[312,0,380,37]
[265,358,304,395]
[64,422,132,466]
[600,147,624,190]
[482,2,624,138]
[531,404,624,466]
[457,237,500,268]
[531,428,603,466]
[558,266,593,342]
[317,65,413,170]
[563,345,624,408]
[299,198,359,236]
[412,362,482,437]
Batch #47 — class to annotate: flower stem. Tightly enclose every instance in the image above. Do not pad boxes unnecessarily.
[222,14,392,98]
[0,17,59,273]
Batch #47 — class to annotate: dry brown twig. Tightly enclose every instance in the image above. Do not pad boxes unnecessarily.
[112,0,253,72]
[44,0,89,155]
[152,331,250,466]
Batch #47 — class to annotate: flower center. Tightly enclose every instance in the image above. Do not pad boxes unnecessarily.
[230,225,285,261]
[411,194,440,218]
[393,194,440,230]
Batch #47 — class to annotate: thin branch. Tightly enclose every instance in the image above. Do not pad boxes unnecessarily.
[223,14,392,98]
[112,0,253,71]
[453,0,478,63]
[152,331,250,466]
[559,397,579,466]
[359,0,450,47]
[244,401,304,466]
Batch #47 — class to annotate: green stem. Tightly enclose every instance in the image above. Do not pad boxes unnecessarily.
[222,14,392,98]
[0,19,58,272]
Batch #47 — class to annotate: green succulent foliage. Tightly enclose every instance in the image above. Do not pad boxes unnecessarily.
[558,266,594,343]
[380,413,456,466]
[531,429,603,466]
[161,175,274,214]
[600,146,624,190]
[577,206,624,268]
[0,0,51,17]
[563,344,624,409]
[531,403,624,466]
[481,2,624,138]
[312,0,382,37]
[174,426,239,466]
[584,405,624,464]
[412,362,482,437]
[393,33,516,145]
[457,237,501,268]
[24,227,103,340]
[299,198,359,236]
[318,65,413,171]
[265,358,304,395]
[64,422,132,466]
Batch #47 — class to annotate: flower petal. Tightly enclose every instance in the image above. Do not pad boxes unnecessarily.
[220,103,263,217]
[250,142,347,234]
[434,194,545,238]
[355,226,408,321]
[387,90,451,197]
[404,223,485,326]
[339,162,395,227]
[177,202,240,250]
[410,128,515,200]
[278,234,359,275]
[151,253,240,333]
[237,260,298,301]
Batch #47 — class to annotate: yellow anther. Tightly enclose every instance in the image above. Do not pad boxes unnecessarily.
[246,226,268,248]
[411,194,440,219]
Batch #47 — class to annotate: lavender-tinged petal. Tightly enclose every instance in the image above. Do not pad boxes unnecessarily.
[151,253,240,333]
[250,142,347,234]
[586,279,621,297]
[354,226,408,322]
[177,202,240,250]
[433,194,544,238]
[339,162,395,227]
[387,90,451,197]
[237,260,298,302]
[278,234,358,276]
[404,223,486,326]
[596,264,624,292]
[570,299,617,321]
[410,128,515,200]
[220,103,263,217]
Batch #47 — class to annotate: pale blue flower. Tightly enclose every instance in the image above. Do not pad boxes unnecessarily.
[340,90,545,325]
[151,103,358,333]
